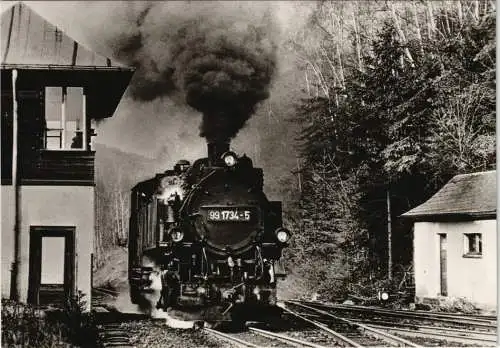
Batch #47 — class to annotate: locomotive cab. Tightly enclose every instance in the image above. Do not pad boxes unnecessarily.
[128,143,290,321]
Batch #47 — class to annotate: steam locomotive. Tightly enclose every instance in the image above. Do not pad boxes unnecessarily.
[128,142,291,322]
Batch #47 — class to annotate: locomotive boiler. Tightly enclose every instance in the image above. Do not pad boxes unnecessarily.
[128,141,291,322]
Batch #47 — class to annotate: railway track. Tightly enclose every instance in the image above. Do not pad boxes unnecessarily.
[91,290,496,347]
[364,323,497,347]
[95,311,151,348]
[92,288,145,348]
[358,319,496,339]
[98,321,136,347]
[204,300,413,347]
[205,325,340,348]
[283,301,421,347]
[96,307,333,348]
[298,300,497,329]
[205,327,262,348]
[248,326,329,347]
[93,287,120,297]
[288,300,497,347]
[92,287,119,309]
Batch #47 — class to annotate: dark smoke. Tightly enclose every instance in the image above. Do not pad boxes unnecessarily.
[109,2,278,142]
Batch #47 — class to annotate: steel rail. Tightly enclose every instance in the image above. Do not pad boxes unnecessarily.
[93,287,119,297]
[248,327,328,348]
[367,324,497,347]
[333,303,497,321]
[287,301,422,348]
[301,301,496,326]
[97,321,135,347]
[204,328,260,348]
[333,303,496,323]
[354,319,497,336]
[279,304,363,347]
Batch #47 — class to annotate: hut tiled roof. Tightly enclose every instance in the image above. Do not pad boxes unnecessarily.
[1,2,125,68]
[402,170,497,220]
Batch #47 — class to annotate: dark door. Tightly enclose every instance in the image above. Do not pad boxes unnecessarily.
[28,226,75,306]
[439,234,447,296]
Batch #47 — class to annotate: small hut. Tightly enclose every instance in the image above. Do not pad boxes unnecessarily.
[402,170,496,310]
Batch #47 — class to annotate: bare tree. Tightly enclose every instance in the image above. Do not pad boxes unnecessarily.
[425,0,436,39]
[473,0,480,22]
[94,154,133,267]
[456,0,464,26]
[412,2,425,55]
[352,8,363,72]
[387,1,415,67]
[430,88,493,172]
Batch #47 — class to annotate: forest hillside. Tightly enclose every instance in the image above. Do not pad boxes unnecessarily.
[282,0,495,300]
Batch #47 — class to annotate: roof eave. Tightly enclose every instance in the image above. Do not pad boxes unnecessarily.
[1,65,135,120]
[1,63,134,72]
[401,211,496,222]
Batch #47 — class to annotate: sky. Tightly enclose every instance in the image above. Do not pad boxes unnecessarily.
[1,1,313,164]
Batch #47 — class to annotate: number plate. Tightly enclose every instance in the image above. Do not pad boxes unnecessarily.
[206,208,253,222]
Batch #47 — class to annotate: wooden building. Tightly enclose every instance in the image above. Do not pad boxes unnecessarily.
[402,170,496,310]
[1,3,134,308]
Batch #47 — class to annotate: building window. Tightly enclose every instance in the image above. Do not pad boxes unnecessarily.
[463,233,482,257]
[44,87,86,150]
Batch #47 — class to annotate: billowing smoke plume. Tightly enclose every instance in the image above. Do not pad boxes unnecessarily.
[109,1,278,142]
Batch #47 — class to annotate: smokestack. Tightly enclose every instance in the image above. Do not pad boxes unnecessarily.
[207,141,230,166]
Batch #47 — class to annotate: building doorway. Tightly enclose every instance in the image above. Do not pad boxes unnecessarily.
[28,226,75,306]
[439,233,447,296]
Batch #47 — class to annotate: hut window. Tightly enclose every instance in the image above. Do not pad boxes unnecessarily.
[44,87,86,150]
[463,233,482,257]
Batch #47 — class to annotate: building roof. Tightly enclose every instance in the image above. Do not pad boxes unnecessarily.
[402,170,496,221]
[1,2,127,69]
[1,2,134,120]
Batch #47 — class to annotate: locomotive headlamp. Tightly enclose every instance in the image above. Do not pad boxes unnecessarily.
[221,152,238,167]
[170,228,184,242]
[275,228,291,243]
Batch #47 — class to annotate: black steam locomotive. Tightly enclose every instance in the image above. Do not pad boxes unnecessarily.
[128,142,290,322]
